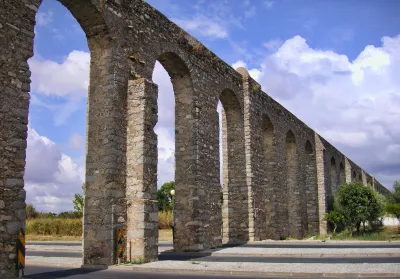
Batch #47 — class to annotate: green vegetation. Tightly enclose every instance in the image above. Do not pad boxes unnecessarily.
[73,183,84,216]
[125,256,145,265]
[385,180,400,226]
[157,181,175,212]
[316,226,400,241]
[26,203,82,219]
[321,181,400,240]
[323,211,343,233]
[336,182,385,233]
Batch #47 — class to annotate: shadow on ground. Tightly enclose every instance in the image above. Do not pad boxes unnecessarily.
[25,268,99,279]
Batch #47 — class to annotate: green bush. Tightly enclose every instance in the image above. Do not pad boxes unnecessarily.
[323,211,343,233]
[157,181,175,212]
[26,204,39,219]
[337,182,385,234]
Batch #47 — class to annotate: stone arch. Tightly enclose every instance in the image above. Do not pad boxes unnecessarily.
[157,51,196,251]
[285,130,300,237]
[263,114,274,238]
[39,0,118,266]
[58,0,109,40]
[127,50,197,253]
[1,0,134,271]
[339,161,346,186]
[305,140,318,234]
[220,89,247,243]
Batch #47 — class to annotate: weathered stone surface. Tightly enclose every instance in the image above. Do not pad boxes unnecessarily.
[0,0,391,277]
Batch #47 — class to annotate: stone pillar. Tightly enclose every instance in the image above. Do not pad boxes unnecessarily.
[305,141,319,235]
[361,171,367,186]
[220,89,248,244]
[237,68,266,241]
[314,134,327,235]
[172,76,223,251]
[82,37,129,267]
[0,2,36,277]
[125,78,158,262]
[344,157,352,184]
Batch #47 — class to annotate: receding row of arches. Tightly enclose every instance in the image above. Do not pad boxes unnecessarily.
[219,108,320,241]
[260,116,318,239]
[329,158,346,195]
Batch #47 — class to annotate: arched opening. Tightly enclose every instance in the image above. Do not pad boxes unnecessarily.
[358,173,362,182]
[18,0,120,268]
[263,115,274,238]
[367,176,373,187]
[26,1,116,265]
[328,157,337,210]
[285,130,299,237]
[305,140,318,234]
[126,51,196,255]
[219,89,247,243]
[352,170,357,182]
[339,162,346,186]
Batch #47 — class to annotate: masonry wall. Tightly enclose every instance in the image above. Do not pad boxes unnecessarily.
[0,0,392,278]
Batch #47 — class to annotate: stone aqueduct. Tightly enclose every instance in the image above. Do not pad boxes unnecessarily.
[0,0,391,277]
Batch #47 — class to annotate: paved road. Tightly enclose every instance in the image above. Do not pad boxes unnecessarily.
[24,265,386,279]
[27,241,400,248]
[26,250,400,264]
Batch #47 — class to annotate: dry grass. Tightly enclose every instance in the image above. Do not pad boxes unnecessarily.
[27,235,82,241]
[27,230,173,242]
[26,218,82,236]
[159,229,173,241]
[26,211,173,241]
[158,211,173,229]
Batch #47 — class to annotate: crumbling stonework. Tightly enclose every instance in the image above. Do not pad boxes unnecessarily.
[0,0,391,277]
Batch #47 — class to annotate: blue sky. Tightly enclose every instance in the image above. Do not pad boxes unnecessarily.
[27,0,400,212]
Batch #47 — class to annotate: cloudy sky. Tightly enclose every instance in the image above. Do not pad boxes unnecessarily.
[27,0,400,212]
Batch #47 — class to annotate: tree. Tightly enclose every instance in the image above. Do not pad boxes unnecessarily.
[337,182,385,234]
[157,181,175,211]
[26,203,38,219]
[73,183,84,217]
[386,180,400,226]
[323,211,343,233]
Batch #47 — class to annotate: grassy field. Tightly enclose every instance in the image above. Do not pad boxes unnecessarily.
[26,211,174,242]
[316,226,400,241]
[26,229,173,242]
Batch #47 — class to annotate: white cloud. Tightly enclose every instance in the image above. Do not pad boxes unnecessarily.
[232,60,247,69]
[25,128,84,212]
[263,39,283,52]
[231,60,262,82]
[29,50,90,98]
[28,50,90,125]
[236,34,400,189]
[153,62,176,187]
[174,16,228,39]
[36,11,53,27]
